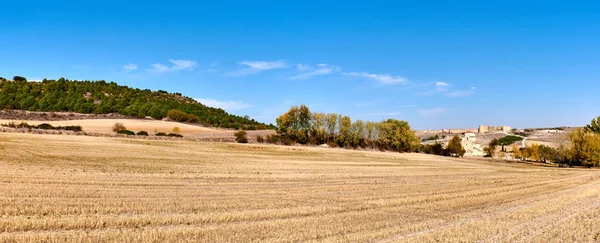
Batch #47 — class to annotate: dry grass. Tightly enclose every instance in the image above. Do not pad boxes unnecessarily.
[0,119,219,134]
[0,133,599,242]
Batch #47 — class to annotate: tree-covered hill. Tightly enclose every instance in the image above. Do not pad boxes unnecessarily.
[0,76,272,130]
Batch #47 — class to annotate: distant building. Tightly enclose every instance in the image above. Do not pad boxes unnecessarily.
[478,125,489,133]
[478,125,511,134]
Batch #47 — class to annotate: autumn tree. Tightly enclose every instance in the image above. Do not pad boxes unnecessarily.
[446,135,466,157]
[325,113,338,144]
[512,144,522,160]
[337,115,352,147]
[276,105,312,144]
[376,119,418,152]
[568,129,600,167]
[484,138,499,158]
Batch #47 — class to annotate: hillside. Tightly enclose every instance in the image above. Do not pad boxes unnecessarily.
[0,76,272,130]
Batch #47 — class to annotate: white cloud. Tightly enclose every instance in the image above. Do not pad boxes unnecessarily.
[436,81,449,87]
[444,86,476,97]
[291,63,340,79]
[418,108,447,117]
[195,98,252,111]
[238,60,287,70]
[225,60,287,76]
[342,72,408,84]
[445,90,474,97]
[150,59,197,72]
[123,64,138,71]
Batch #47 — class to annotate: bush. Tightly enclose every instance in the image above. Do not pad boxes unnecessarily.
[117,129,135,135]
[166,109,188,122]
[62,125,82,132]
[136,131,149,136]
[156,132,167,136]
[167,133,183,138]
[37,123,55,130]
[186,114,199,123]
[498,135,523,145]
[234,130,248,143]
[422,135,440,142]
[256,135,265,143]
[112,123,126,133]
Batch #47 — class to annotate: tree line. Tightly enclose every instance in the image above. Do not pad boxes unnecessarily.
[0,76,273,130]
[265,105,419,152]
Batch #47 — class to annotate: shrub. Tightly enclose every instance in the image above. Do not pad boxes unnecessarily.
[422,135,439,142]
[172,127,181,133]
[112,123,126,133]
[117,129,135,135]
[256,135,265,143]
[37,123,55,130]
[155,132,167,136]
[498,135,523,145]
[136,131,149,136]
[186,114,199,123]
[234,130,248,143]
[167,133,183,138]
[62,125,83,132]
[166,109,188,122]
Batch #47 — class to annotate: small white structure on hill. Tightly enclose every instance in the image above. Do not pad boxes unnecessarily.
[461,133,484,156]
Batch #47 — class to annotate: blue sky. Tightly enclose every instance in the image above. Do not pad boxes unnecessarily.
[1,0,598,129]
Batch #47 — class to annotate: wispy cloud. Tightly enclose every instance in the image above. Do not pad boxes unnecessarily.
[422,81,475,97]
[342,72,408,84]
[445,87,476,97]
[123,64,138,71]
[225,60,287,76]
[403,104,416,108]
[418,107,447,117]
[195,98,252,111]
[149,59,197,72]
[291,63,340,79]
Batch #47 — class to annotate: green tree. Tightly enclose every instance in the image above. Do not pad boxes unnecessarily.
[585,116,600,134]
[13,76,27,82]
[446,135,466,157]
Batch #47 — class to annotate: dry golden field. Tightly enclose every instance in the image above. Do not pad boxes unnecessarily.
[0,119,220,134]
[1,133,599,242]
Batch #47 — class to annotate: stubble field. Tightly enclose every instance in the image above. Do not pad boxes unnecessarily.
[1,133,599,242]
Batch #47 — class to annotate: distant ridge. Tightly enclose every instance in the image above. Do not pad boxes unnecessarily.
[0,76,272,130]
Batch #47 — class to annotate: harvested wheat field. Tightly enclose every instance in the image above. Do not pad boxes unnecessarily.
[0,119,219,134]
[1,133,599,242]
